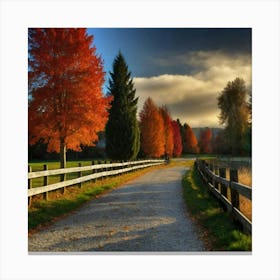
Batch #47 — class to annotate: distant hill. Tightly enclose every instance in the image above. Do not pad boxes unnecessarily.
[192,127,223,139]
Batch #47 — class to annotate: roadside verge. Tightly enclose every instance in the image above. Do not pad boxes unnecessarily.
[182,164,252,251]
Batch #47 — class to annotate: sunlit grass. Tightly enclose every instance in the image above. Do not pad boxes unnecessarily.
[223,166,252,221]
[238,167,252,186]
[237,167,252,220]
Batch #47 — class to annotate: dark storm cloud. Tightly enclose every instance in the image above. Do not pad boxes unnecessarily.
[151,49,252,76]
[89,28,251,78]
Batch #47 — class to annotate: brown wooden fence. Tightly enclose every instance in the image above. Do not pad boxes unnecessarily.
[28,159,165,206]
[195,159,252,234]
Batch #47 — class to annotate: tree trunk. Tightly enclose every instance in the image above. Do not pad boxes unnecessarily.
[60,140,66,182]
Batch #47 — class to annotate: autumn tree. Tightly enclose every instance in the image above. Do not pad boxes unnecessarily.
[171,120,182,157]
[184,124,199,154]
[28,28,111,168]
[139,97,165,158]
[160,106,174,157]
[199,128,212,154]
[217,77,250,155]
[105,52,140,160]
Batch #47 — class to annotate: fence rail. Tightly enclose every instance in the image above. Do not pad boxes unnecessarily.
[28,159,166,204]
[195,159,252,234]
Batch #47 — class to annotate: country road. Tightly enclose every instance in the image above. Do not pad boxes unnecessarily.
[28,165,205,252]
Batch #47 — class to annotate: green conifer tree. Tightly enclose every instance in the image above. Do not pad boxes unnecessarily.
[105,52,140,160]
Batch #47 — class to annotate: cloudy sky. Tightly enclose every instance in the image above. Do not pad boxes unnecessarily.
[87,28,251,128]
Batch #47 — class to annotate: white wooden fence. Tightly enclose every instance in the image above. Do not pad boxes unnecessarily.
[28,159,166,204]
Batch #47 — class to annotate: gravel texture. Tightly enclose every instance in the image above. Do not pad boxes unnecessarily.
[28,165,205,252]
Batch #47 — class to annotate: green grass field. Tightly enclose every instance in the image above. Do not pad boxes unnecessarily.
[29,160,108,171]
[28,160,110,188]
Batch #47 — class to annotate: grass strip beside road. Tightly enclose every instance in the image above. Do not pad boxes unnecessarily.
[182,163,252,251]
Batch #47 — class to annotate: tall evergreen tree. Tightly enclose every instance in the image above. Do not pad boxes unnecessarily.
[176,119,186,154]
[171,120,183,157]
[105,52,140,160]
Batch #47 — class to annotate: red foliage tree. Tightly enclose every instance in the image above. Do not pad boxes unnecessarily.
[199,128,212,154]
[160,106,174,157]
[28,28,111,167]
[139,97,165,158]
[171,120,182,157]
[184,124,199,154]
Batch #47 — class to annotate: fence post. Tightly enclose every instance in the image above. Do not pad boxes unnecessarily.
[104,160,107,178]
[108,160,113,177]
[78,163,82,188]
[214,165,219,190]
[127,160,131,174]
[106,160,110,178]
[60,165,66,194]
[123,160,127,174]
[219,167,227,198]
[98,160,103,180]
[230,169,240,210]
[91,161,96,182]
[43,164,48,200]
[201,160,207,183]
[60,169,66,182]
[209,161,214,184]
[28,165,32,207]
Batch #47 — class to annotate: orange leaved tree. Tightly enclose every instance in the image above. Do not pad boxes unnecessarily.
[28,28,111,168]
[184,124,199,154]
[199,127,212,154]
[139,97,165,158]
[160,106,174,157]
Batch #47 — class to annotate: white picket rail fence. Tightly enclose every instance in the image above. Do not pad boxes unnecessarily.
[28,159,166,200]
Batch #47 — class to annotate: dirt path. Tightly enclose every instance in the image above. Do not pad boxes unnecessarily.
[29,165,205,252]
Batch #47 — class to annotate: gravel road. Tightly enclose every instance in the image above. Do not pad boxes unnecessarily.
[29,165,205,252]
